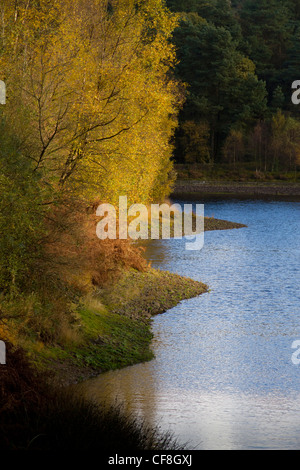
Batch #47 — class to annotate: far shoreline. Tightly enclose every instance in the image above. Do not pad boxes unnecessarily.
[172,180,300,201]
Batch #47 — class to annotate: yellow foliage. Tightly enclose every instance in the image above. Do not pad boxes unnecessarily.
[0,321,16,344]
[0,0,180,205]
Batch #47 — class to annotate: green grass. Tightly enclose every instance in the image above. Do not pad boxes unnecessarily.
[26,268,208,384]
[64,268,207,379]
[28,301,154,383]
[73,304,154,371]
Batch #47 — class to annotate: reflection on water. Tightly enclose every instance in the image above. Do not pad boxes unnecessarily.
[80,199,300,450]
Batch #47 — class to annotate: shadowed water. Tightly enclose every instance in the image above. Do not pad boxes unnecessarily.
[80,199,300,450]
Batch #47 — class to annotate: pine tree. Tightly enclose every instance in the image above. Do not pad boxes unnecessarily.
[172,13,267,160]
[240,0,292,87]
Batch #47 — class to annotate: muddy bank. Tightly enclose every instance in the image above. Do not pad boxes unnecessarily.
[173,180,300,199]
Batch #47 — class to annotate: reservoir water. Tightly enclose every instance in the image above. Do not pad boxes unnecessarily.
[81,198,300,450]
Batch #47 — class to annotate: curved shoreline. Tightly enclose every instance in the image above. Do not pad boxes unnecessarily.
[44,212,247,386]
[0,212,247,451]
[35,212,247,387]
[47,268,209,386]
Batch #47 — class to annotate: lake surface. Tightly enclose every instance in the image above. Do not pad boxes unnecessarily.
[81,198,300,450]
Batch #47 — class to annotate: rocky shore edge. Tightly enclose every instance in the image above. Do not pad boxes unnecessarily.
[173,180,300,199]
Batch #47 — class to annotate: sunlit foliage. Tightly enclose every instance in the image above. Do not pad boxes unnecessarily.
[0,0,180,204]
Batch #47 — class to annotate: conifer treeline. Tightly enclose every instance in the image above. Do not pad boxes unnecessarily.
[167,0,300,172]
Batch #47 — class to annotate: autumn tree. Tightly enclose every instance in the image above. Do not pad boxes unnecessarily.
[179,120,211,164]
[0,0,180,205]
[247,112,300,173]
[223,128,245,167]
[0,0,181,295]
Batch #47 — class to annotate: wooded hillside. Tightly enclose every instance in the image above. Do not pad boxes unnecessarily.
[167,0,300,175]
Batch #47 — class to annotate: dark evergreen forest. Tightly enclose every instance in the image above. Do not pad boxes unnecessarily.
[167,0,300,176]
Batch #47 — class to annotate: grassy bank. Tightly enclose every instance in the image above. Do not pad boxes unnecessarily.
[33,268,208,386]
[0,268,207,450]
